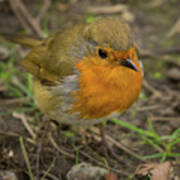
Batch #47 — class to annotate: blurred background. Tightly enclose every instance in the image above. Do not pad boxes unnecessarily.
[0,0,179,180]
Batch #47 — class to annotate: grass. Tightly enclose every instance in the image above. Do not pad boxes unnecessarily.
[111,118,180,162]
[0,15,50,110]
[0,45,37,114]
[0,14,51,113]
[85,15,96,23]
[19,136,34,180]
[153,72,163,79]
[20,136,56,180]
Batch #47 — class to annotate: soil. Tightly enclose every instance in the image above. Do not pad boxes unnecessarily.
[0,0,179,179]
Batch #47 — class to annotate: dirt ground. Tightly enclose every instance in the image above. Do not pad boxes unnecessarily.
[0,0,179,180]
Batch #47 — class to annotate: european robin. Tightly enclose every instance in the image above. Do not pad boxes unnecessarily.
[10,17,143,129]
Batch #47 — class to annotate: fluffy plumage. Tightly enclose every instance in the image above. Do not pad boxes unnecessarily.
[11,17,143,125]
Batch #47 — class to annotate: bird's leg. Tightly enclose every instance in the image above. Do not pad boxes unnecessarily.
[98,124,124,163]
[98,123,116,157]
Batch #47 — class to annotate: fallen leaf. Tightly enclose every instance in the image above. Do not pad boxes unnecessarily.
[104,173,117,180]
[135,162,171,180]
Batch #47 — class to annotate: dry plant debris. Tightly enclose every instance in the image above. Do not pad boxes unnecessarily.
[104,173,118,180]
[0,171,18,180]
[135,162,171,180]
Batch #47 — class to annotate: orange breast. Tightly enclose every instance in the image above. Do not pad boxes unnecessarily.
[72,56,143,119]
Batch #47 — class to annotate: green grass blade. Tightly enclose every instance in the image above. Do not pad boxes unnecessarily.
[143,153,162,159]
[111,119,158,138]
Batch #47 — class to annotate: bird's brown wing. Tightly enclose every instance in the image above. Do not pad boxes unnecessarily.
[8,30,78,84]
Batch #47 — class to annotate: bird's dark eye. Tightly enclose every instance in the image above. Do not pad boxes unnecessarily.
[98,49,107,59]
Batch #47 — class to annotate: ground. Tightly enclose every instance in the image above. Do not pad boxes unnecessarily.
[0,0,179,180]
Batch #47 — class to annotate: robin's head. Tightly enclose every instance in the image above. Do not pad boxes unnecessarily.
[71,17,143,118]
[71,17,142,78]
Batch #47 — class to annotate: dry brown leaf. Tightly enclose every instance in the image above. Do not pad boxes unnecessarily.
[104,173,117,180]
[136,162,171,180]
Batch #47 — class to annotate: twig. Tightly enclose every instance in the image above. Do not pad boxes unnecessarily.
[41,171,59,180]
[8,0,32,34]
[86,4,128,14]
[40,157,56,180]
[0,130,37,146]
[0,130,38,147]
[106,134,147,162]
[154,47,180,55]
[26,137,37,145]
[90,127,147,162]
[8,0,45,37]
[19,136,34,180]
[168,18,180,37]
[98,124,125,163]
[140,47,180,59]
[143,80,162,99]
[150,116,180,122]
[48,133,75,159]
[13,112,37,140]
[79,150,103,166]
[36,142,42,180]
[36,0,51,23]
[79,150,130,177]
[0,97,29,105]
[0,130,19,137]
[136,105,162,112]
[162,56,180,68]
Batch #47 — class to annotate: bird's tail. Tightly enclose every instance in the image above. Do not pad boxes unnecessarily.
[4,34,43,47]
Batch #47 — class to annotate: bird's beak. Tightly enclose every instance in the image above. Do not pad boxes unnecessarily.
[120,59,138,72]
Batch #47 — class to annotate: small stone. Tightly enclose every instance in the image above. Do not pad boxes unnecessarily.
[167,68,180,81]
[66,162,108,180]
[0,171,18,180]
[0,46,10,60]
